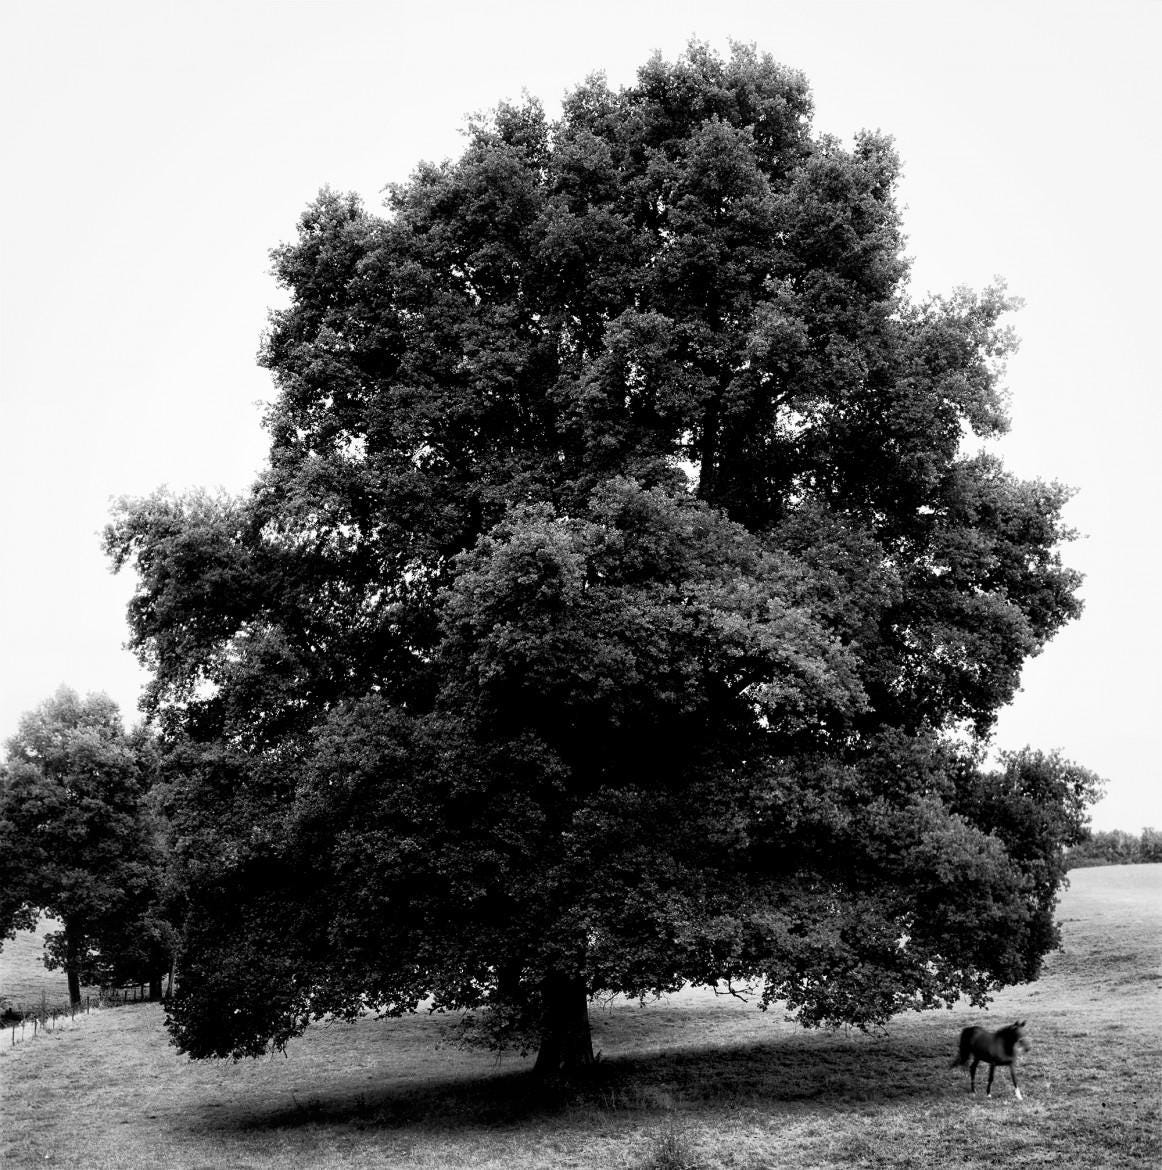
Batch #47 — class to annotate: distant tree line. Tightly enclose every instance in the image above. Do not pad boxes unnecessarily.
[1066,828,1162,870]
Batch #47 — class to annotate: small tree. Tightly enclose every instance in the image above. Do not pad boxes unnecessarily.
[0,688,167,1004]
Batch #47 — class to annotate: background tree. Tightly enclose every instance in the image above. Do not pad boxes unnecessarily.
[0,687,169,1003]
[106,43,1095,1072]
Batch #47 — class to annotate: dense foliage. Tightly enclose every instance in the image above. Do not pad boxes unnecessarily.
[106,43,1096,1071]
[0,688,170,1003]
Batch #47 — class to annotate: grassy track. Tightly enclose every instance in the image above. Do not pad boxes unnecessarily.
[1,865,1159,1168]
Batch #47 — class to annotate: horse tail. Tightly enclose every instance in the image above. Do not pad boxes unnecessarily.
[951,1027,973,1068]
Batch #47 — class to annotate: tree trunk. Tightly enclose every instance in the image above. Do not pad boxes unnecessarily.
[148,975,163,1002]
[64,928,82,1007]
[532,974,594,1078]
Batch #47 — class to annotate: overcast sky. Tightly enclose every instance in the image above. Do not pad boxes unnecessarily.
[2,1,1158,830]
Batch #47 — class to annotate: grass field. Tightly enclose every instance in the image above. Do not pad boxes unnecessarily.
[0,922,103,1016]
[2,865,1159,1168]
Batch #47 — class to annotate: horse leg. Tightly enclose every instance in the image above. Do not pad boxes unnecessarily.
[1010,1064,1023,1101]
[986,1062,996,1097]
[969,1057,978,1094]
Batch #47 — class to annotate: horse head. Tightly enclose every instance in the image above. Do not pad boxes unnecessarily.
[1011,1020,1031,1054]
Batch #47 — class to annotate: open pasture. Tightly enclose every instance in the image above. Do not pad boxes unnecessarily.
[0,924,102,1016]
[2,864,1159,1168]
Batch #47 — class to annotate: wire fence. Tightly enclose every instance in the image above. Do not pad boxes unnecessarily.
[4,985,158,1049]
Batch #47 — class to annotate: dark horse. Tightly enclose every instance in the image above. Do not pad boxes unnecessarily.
[951,1021,1030,1099]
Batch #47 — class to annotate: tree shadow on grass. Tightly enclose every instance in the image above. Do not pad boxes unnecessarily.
[226,1032,957,1135]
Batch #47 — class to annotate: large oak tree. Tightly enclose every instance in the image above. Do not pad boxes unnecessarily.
[106,43,1098,1073]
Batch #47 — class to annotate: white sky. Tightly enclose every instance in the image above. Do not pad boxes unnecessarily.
[1,1,1158,831]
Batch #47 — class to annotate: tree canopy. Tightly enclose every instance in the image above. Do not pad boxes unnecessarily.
[0,687,168,1003]
[105,43,1097,1072]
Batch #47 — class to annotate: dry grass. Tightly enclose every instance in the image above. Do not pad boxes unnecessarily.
[1,865,1159,1168]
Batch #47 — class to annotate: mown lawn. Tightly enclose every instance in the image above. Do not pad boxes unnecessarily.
[1,865,1159,1168]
